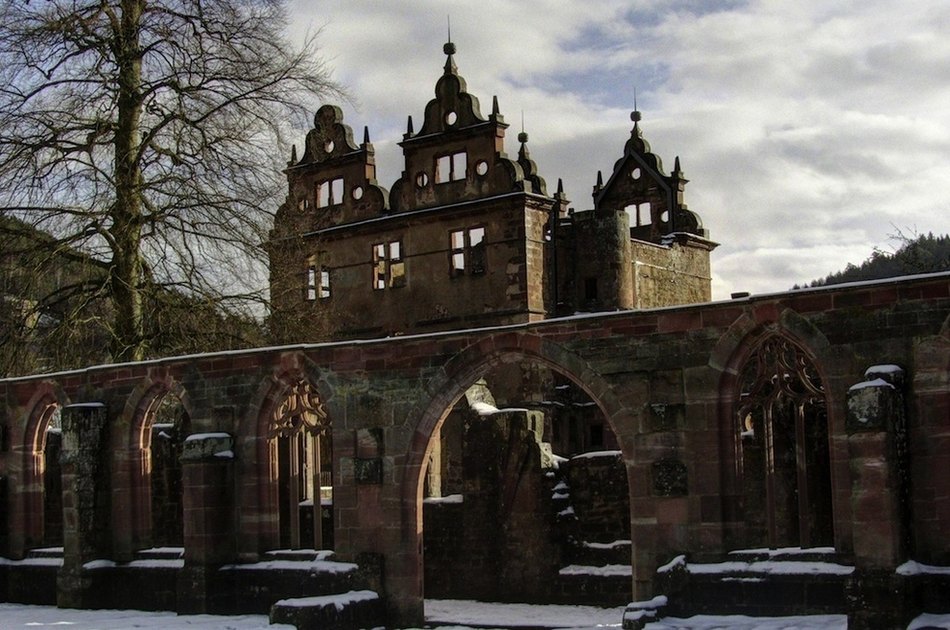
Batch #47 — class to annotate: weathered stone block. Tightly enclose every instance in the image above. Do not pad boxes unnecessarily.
[353,458,382,484]
[652,458,688,497]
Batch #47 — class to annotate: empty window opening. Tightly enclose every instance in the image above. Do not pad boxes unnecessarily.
[306,265,331,300]
[449,227,486,277]
[306,265,317,301]
[584,277,598,302]
[316,178,344,208]
[373,241,406,290]
[320,269,331,299]
[436,152,467,183]
[638,202,652,226]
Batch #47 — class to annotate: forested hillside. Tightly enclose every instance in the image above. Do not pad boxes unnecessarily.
[798,232,950,289]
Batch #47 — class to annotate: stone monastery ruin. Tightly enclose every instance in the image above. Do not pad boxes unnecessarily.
[1,42,948,630]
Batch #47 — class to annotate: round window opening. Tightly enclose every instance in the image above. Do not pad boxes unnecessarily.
[631,167,641,180]
[445,111,458,126]
[416,172,429,188]
[660,210,669,223]
[352,185,364,201]
[324,140,335,153]
[476,160,489,176]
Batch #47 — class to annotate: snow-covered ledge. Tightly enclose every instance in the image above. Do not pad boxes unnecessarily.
[181,432,234,461]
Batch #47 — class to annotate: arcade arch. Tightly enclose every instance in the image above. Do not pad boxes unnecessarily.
[406,339,636,607]
[116,379,191,556]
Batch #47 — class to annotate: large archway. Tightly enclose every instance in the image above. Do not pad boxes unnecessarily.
[401,333,640,617]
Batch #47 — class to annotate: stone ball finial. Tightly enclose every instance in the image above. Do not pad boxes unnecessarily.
[444,42,456,55]
[518,131,528,143]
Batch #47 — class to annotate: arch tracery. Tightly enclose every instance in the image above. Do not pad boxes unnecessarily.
[733,334,833,549]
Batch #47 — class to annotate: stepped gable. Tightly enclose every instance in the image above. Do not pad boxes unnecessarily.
[389,41,542,212]
[276,104,388,233]
[593,109,707,242]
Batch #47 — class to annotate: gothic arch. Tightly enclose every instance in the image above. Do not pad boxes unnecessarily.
[14,381,69,557]
[236,354,332,557]
[398,331,642,606]
[111,372,193,559]
[713,309,845,551]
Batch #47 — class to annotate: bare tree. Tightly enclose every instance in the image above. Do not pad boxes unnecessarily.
[0,0,339,364]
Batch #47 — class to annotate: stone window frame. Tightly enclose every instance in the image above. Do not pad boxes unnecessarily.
[449,226,486,278]
[372,240,406,290]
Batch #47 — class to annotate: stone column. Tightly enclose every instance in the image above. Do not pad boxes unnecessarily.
[57,403,110,609]
[844,365,911,629]
[177,432,235,614]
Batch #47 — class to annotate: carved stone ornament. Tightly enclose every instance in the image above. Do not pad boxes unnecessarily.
[269,380,329,439]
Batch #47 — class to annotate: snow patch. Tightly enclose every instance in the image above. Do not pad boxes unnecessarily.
[471,401,530,416]
[571,450,622,460]
[559,564,631,577]
[848,377,894,391]
[185,432,231,442]
[274,589,378,612]
[424,494,464,504]
[897,560,950,576]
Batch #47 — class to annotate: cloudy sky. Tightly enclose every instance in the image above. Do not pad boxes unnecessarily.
[286,0,950,300]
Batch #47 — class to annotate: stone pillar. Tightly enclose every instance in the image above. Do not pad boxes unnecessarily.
[844,365,911,629]
[57,403,110,609]
[177,432,235,614]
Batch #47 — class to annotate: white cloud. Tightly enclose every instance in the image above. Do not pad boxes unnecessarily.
[286,0,950,299]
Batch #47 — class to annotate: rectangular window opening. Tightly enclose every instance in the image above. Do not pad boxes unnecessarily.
[638,202,652,226]
[319,269,331,299]
[305,265,317,301]
[316,177,344,208]
[373,240,406,290]
[449,226,486,277]
[436,152,467,184]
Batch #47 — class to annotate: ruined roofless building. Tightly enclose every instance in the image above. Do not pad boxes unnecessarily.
[268,41,718,343]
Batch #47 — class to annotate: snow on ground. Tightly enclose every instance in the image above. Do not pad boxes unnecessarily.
[1,601,947,629]
[0,603,291,629]
[423,599,625,628]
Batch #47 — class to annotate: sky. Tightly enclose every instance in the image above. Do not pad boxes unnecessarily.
[285,0,950,300]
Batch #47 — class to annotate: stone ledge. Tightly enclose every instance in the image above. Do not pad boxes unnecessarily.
[269,589,383,630]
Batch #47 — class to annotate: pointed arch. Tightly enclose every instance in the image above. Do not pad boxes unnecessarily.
[111,371,192,559]
[397,331,646,611]
[12,381,69,557]
[714,308,845,551]
[235,353,334,557]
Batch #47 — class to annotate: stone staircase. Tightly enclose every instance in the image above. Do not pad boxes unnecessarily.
[547,466,633,606]
[656,547,853,618]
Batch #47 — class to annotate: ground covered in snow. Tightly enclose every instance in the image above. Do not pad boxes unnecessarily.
[1,601,947,629]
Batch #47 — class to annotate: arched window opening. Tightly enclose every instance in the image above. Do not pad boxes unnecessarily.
[736,336,833,549]
[148,394,190,548]
[269,380,333,550]
[41,407,63,548]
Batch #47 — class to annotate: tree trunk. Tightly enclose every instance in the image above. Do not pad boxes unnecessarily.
[110,0,146,362]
